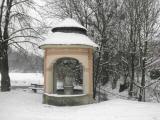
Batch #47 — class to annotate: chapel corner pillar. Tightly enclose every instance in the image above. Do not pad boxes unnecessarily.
[88,48,94,96]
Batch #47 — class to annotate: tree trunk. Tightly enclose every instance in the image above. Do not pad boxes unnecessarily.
[0,43,10,91]
[0,0,13,91]
[94,40,103,100]
[128,22,135,97]
[129,52,135,96]
[139,41,147,101]
[138,59,146,101]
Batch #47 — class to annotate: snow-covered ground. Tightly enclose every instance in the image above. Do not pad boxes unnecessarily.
[0,89,160,120]
[0,73,43,86]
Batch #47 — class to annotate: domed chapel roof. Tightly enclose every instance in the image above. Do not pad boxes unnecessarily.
[39,18,98,49]
[52,18,86,30]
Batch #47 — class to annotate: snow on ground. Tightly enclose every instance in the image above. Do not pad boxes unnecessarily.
[0,89,160,120]
[0,73,43,86]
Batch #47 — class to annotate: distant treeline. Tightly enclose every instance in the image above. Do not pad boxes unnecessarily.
[8,48,43,73]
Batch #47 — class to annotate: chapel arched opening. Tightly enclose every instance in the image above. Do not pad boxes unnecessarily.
[53,57,83,95]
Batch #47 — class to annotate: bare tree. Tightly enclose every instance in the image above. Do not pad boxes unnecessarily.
[123,0,160,100]
[137,0,160,101]
[0,0,45,91]
[44,0,160,102]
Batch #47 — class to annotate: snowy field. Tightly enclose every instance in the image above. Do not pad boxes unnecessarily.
[0,89,160,120]
[0,73,43,86]
[0,73,160,120]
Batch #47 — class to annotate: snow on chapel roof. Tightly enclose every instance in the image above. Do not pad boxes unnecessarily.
[39,18,98,48]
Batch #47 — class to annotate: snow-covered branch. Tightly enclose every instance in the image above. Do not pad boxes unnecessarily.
[9,28,35,37]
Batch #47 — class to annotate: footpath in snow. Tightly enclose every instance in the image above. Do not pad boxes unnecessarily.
[0,89,160,120]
